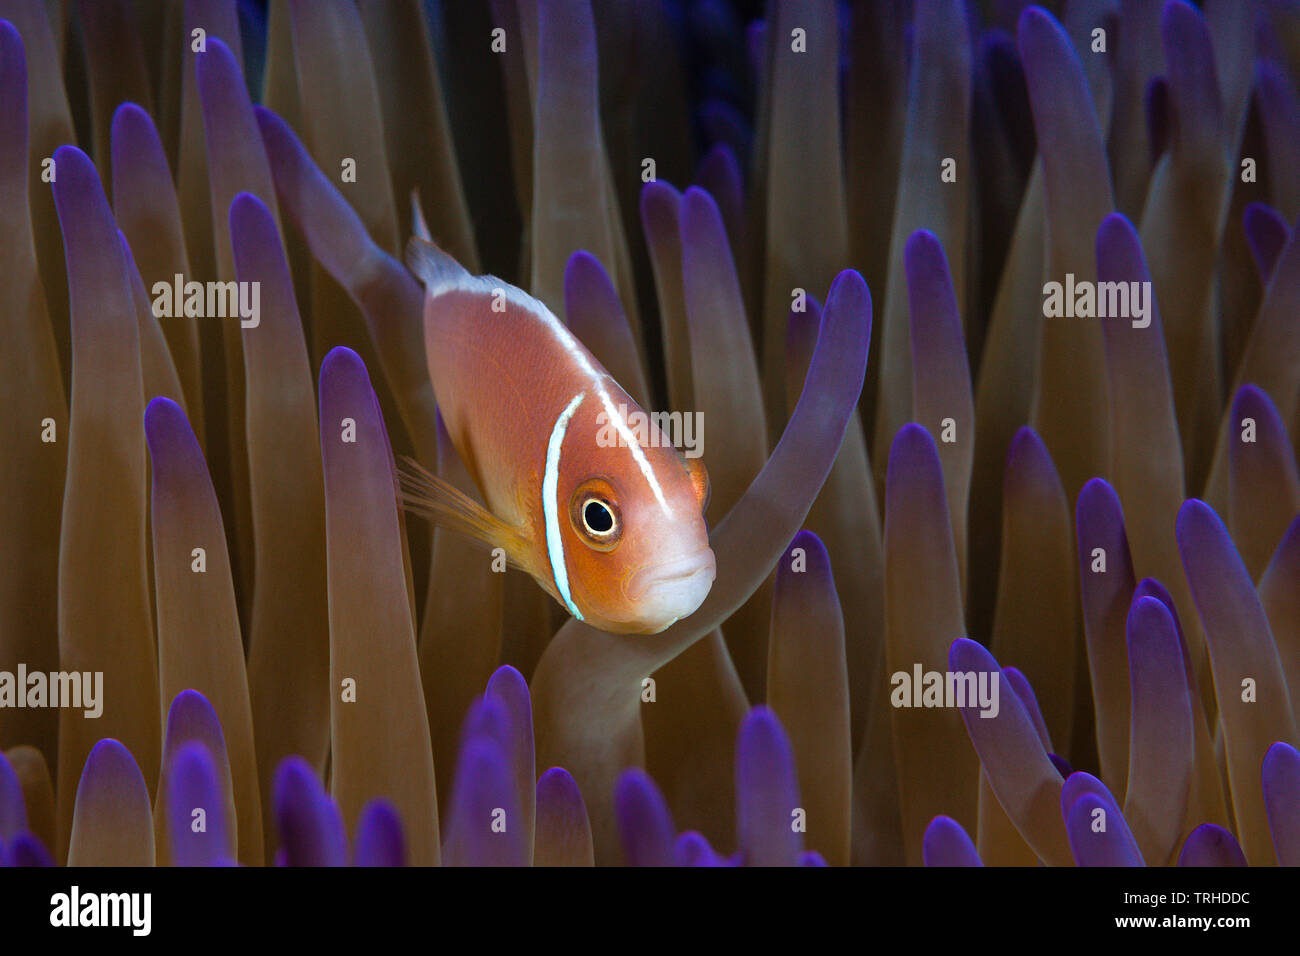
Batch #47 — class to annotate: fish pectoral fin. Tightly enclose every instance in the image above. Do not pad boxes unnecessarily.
[397,455,531,566]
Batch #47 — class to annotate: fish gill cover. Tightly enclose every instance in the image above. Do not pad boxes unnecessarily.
[0,0,1294,906]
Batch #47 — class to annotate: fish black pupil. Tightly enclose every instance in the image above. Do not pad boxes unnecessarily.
[584,500,614,534]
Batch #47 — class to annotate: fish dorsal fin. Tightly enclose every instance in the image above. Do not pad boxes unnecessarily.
[410,188,432,242]
[405,235,471,293]
[397,455,537,574]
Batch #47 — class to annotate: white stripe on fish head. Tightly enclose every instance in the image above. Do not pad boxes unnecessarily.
[593,389,669,515]
[543,391,587,621]
[501,281,671,517]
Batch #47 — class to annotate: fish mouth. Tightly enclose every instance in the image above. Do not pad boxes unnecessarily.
[625,549,717,603]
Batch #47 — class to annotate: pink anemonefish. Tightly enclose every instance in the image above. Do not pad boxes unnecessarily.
[401,237,715,635]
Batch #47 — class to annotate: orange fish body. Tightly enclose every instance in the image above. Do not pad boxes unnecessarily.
[405,239,713,634]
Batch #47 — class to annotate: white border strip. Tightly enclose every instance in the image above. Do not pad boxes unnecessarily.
[543,391,587,620]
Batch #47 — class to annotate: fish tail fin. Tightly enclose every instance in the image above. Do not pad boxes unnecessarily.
[397,455,532,570]
[405,233,469,293]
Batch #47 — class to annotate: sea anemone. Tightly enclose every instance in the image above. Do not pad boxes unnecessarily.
[0,0,1298,870]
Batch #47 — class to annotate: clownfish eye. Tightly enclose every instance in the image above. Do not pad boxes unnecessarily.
[570,480,622,551]
[583,499,615,535]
